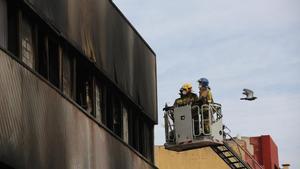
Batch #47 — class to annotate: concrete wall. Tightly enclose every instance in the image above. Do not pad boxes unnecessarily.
[155,146,230,169]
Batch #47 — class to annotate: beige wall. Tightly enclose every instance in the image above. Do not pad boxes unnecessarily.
[155,146,230,169]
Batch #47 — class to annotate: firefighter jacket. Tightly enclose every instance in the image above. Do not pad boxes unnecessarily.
[199,87,213,104]
[173,92,198,107]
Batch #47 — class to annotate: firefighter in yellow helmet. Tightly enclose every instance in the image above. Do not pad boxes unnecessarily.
[173,83,198,107]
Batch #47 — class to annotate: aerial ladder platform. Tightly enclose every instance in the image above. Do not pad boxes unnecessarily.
[163,103,263,169]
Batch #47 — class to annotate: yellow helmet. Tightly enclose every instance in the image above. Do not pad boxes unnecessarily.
[181,83,192,91]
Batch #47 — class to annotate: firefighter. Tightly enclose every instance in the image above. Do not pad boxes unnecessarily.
[173,83,198,107]
[198,78,213,104]
[198,78,213,134]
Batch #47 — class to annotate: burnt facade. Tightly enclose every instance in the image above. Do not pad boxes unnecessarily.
[0,0,157,168]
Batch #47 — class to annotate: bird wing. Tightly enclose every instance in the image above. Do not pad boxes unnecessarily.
[243,88,254,98]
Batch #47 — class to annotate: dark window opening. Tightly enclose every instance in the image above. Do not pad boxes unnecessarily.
[132,111,140,150]
[100,84,107,125]
[128,109,154,160]
[0,162,15,169]
[7,0,19,56]
[144,121,154,161]
[76,58,93,114]
[48,37,60,88]
[105,88,124,138]
[112,95,122,137]
[105,88,114,130]
[37,28,48,78]
[138,117,145,155]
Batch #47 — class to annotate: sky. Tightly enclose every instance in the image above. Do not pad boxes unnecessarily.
[113,0,300,168]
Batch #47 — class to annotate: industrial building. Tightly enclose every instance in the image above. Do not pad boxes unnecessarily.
[0,0,157,168]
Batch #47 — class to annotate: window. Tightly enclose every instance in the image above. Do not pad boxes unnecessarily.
[94,80,105,123]
[102,87,129,138]
[76,58,93,114]
[7,0,20,56]
[131,111,140,150]
[128,109,154,160]
[122,104,129,144]
[104,88,123,136]
[7,0,19,56]
[0,0,7,49]
[138,117,145,155]
[62,47,74,98]
[48,37,60,88]
[105,88,114,130]
[37,28,48,78]
[144,121,154,161]
[112,96,122,137]
[21,15,35,68]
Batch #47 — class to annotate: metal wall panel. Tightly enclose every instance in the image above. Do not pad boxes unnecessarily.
[0,49,157,169]
[23,0,158,122]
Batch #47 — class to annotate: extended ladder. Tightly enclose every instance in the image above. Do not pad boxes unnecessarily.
[211,141,251,169]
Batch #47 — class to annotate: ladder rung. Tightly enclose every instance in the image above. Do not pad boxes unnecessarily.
[223,152,234,157]
[236,167,246,169]
[230,161,241,164]
[228,158,240,163]
[228,157,239,162]
[233,162,245,168]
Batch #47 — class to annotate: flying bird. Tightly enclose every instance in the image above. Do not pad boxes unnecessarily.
[240,88,257,101]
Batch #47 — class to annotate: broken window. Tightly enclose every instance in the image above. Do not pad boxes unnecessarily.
[104,88,124,138]
[122,104,129,144]
[94,80,105,123]
[76,59,93,114]
[21,15,35,68]
[62,48,74,98]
